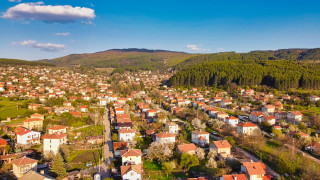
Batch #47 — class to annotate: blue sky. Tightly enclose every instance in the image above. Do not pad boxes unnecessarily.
[0,0,320,60]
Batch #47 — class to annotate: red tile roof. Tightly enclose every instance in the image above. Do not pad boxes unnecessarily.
[118,128,135,134]
[192,130,209,135]
[24,118,43,122]
[242,162,266,175]
[0,138,7,146]
[222,174,246,180]
[237,122,258,127]
[113,142,128,151]
[42,133,67,139]
[155,132,175,138]
[289,111,303,116]
[12,156,38,166]
[212,140,232,149]
[120,164,142,176]
[120,149,142,157]
[48,125,67,130]
[177,143,197,153]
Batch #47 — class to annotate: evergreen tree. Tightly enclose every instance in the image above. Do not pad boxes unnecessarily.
[50,152,67,179]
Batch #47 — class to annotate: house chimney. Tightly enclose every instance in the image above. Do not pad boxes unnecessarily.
[250,159,253,163]
[234,176,237,180]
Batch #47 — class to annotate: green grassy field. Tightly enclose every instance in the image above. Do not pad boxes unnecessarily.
[0,97,29,120]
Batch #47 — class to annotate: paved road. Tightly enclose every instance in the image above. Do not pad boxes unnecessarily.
[234,147,280,178]
[97,108,114,179]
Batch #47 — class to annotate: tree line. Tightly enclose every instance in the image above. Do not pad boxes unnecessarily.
[169,60,320,90]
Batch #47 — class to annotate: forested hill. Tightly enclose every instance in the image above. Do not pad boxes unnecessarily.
[0,58,54,66]
[174,48,320,70]
[169,60,320,90]
[40,48,195,71]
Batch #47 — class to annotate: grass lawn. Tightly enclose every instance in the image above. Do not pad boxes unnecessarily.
[143,160,162,170]
[0,97,29,120]
[4,118,26,125]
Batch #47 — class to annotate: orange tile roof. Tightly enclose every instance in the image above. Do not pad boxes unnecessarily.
[24,118,43,122]
[113,142,128,151]
[42,133,67,139]
[177,143,197,153]
[12,156,38,167]
[48,125,67,130]
[212,140,232,149]
[222,174,246,180]
[120,149,142,157]
[290,111,303,116]
[155,132,175,138]
[192,130,209,135]
[0,138,7,146]
[242,162,266,175]
[118,128,135,134]
[251,111,264,116]
[120,164,142,176]
[237,122,258,127]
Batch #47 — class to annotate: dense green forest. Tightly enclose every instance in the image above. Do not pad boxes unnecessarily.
[169,60,320,90]
[174,49,320,70]
[0,58,54,66]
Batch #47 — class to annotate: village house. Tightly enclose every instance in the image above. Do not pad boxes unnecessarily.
[221,100,232,108]
[225,116,239,127]
[167,122,179,134]
[310,96,320,103]
[121,164,142,180]
[262,104,275,114]
[210,140,232,157]
[121,149,143,165]
[146,109,157,118]
[177,143,197,154]
[42,132,68,156]
[155,132,176,143]
[261,115,276,125]
[241,106,251,112]
[216,111,229,121]
[86,136,104,145]
[275,111,287,120]
[23,118,43,131]
[237,122,259,135]
[118,128,135,142]
[12,156,38,178]
[249,112,264,123]
[30,113,44,120]
[191,130,209,146]
[219,174,246,180]
[16,129,41,145]
[48,125,67,134]
[241,161,267,180]
[287,111,303,124]
[113,142,128,157]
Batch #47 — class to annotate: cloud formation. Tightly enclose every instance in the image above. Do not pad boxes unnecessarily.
[216,48,224,52]
[2,2,95,23]
[14,40,65,52]
[9,0,22,2]
[186,45,209,52]
[55,32,70,36]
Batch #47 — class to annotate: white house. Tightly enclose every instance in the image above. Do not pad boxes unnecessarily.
[191,130,209,146]
[118,128,135,142]
[121,164,142,180]
[48,125,67,134]
[225,116,239,127]
[261,115,276,125]
[146,109,157,118]
[155,132,176,143]
[120,149,142,165]
[287,111,303,124]
[99,98,108,106]
[249,112,264,123]
[237,122,259,135]
[167,122,179,134]
[241,162,267,180]
[310,96,320,103]
[16,129,41,145]
[261,105,275,114]
[80,105,88,112]
[42,132,67,155]
[221,100,232,108]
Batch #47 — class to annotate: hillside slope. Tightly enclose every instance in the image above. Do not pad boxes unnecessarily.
[174,48,320,70]
[0,58,54,66]
[40,48,195,71]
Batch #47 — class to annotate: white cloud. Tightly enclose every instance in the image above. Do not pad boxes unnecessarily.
[186,44,209,52]
[9,0,22,2]
[55,32,70,36]
[13,40,65,52]
[216,48,224,52]
[2,2,95,23]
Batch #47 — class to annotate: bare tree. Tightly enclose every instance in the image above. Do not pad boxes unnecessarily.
[195,148,205,161]
[192,118,206,130]
[147,142,173,163]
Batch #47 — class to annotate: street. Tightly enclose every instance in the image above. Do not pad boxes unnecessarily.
[97,108,114,179]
